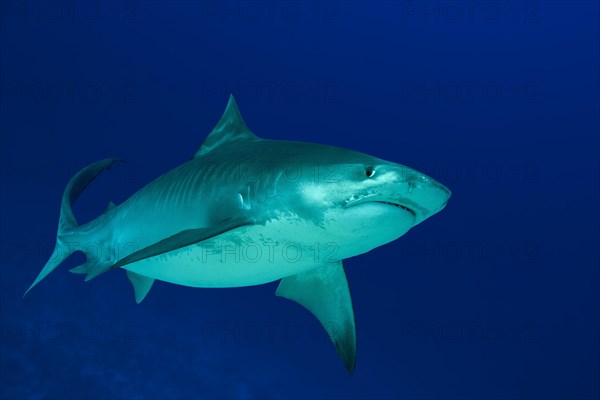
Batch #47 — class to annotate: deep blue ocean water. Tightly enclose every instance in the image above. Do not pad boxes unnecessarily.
[1,1,598,399]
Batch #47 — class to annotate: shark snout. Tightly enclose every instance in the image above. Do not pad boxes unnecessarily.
[401,170,451,224]
[339,163,450,226]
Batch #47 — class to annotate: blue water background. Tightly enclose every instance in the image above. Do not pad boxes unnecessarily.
[1,1,598,399]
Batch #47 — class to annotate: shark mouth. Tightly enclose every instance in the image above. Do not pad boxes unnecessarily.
[345,196,417,218]
[374,201,416,217]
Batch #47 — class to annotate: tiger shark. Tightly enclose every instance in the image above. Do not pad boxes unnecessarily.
[26,95,450,373]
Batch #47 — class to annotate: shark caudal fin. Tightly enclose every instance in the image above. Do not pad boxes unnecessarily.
[24,158,123,297]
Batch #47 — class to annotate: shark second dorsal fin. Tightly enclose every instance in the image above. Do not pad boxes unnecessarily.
[194,95,259,158]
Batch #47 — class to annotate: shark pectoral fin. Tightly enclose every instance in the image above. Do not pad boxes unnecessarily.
[112,217,253,269]
[126,271,155,304]
[276,261,357,374]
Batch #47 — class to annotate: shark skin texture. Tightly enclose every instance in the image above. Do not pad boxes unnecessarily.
[25,95,451,373]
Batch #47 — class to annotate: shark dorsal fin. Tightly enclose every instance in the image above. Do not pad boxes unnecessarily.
[194,95,259,158]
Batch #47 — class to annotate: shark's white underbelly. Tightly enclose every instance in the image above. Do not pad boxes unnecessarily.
[121,203,414,288]
[121,218,343,288]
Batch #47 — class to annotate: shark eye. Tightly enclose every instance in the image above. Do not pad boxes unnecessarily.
[365,166,375,178]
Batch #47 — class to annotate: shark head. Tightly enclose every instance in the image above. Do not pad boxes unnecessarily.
[292,149,451,258]
[339,161,451,225]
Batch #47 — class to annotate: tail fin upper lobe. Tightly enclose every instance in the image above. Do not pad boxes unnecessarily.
[24,158,123,296]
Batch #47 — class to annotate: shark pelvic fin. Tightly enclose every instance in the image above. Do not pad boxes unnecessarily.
[127,271,155,304]
[111,216,253,269]
[194,95,259,158]
[276,261,357,374]
[69,259,114,281]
